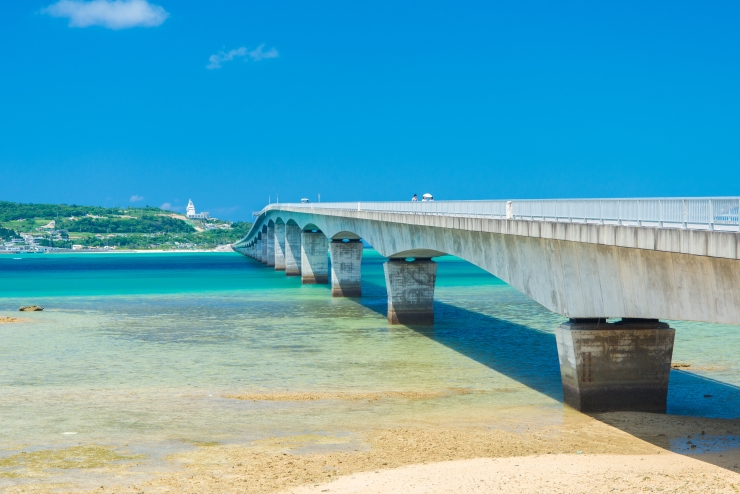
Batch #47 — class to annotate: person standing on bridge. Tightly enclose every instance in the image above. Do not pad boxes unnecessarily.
[412,194,418,201]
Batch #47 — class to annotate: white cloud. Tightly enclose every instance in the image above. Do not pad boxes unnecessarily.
[42,0,169,30]
[130,195,144,202]
[160,202,172,209]
[249,44,279,61]
[206,47,247,70]
[206,44,279,69]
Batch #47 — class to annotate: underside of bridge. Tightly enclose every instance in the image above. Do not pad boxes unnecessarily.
[231,205,740,414]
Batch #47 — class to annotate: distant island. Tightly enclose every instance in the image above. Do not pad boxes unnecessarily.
[0,200,252,253]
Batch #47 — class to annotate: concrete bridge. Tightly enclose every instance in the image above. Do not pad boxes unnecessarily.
[233,198,740,414]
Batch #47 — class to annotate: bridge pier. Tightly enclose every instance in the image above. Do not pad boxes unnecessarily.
[329,240,363,297]
[265,224,275,267]
[255,238,263,262]
[284,223,302,276]
[261,231,268,264]
[301,231,329,284]
[384,258,437,325]
[274,222,286,271]
[555,318,675,413]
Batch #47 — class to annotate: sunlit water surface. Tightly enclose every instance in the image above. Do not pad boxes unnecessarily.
[1,251,739,470]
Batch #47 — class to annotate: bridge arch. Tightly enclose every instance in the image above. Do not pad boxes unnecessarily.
[258,211,481,271]
[302,223,323,232]
[245,209,547,314]
[330,231,362,241]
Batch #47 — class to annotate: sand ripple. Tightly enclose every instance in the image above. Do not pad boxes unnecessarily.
[223,389,479,402]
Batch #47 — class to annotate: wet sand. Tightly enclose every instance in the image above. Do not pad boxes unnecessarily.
[223,389,477,402]
[5,411,738,493]
[0,317,26,324]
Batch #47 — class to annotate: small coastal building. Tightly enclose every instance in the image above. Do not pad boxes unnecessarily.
[186,199,210,220]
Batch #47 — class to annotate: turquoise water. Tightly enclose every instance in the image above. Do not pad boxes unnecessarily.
[1,250,739,458]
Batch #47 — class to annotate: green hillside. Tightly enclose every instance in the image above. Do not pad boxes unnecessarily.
[0,201,161,222]
[0,201,252,250]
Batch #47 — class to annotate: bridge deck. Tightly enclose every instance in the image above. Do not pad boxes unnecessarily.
[254,197,740,232]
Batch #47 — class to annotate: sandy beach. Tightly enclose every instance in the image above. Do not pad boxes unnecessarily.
[4,410,737,493]
[286,454,740,494]
[1,247,233,255]
[145,411,740,494]
[50,248,233,254]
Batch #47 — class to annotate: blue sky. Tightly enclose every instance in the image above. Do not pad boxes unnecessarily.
[1,1,739,220]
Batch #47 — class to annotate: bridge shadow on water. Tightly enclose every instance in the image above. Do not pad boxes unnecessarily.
[356,284,564,401]
[353,277,740,472]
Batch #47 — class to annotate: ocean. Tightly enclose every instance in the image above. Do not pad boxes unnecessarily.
[1,250,739,475]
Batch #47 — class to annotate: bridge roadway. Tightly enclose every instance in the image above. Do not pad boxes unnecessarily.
[233,198,740,414]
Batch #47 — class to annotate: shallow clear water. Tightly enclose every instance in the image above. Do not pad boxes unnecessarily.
[1,250,739,455]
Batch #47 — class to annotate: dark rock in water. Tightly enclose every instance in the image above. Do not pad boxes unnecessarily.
[19,306,43,312]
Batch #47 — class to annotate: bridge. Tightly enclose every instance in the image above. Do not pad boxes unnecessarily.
[233,197,740,414]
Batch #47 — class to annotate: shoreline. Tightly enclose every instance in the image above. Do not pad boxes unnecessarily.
[0,248,235,255]
[137,415,740,493]
[6,412,731,494]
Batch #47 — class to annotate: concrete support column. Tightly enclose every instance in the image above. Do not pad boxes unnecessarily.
[255,238,263,262]
[261,233,268,264]
[301,231,329,284]
[274,222,286,271]
[284,223,302,276]
[383,259,437,325]
[266,224,275,267]
[555,318,676,413]
[329,240,363,297]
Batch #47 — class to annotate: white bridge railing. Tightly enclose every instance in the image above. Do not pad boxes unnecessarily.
[262,197,740,232]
